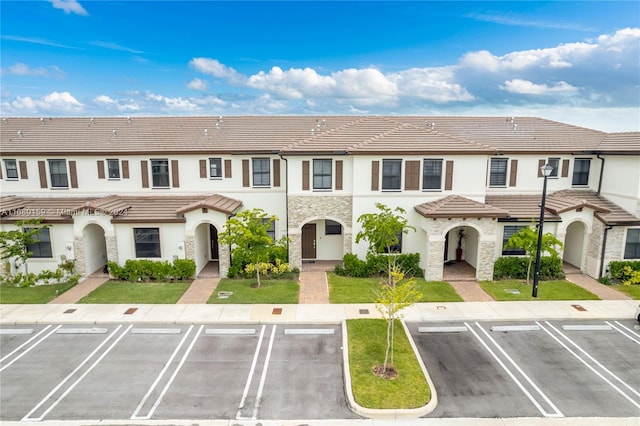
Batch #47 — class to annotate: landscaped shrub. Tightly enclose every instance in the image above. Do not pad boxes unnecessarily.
[334,253,423,278]
[334,253,371,277]
[106,259,195,282]
[609,261,640,281]
[493,256,564,280]
[242,258,294,279]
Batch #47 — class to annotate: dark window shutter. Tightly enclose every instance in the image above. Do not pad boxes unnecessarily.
[122,160,129,179]
[273,159,280,187]
[371,160,379,191]
[561,159,569,177]
[445,160,454,190]
[538,159,545,177]
[335,160,343,190]
[171,160,179,187]
[69,160,78,188]
[97,160,105,179]
[242,160,249,187]
[302,161,310,190]
[224,159,232,178]
[405,160,420,190]
[141,160,149,188]
[19,161,28,179]
[38,161,47,188]
[509,159,518,186]
[199,160,207,178]
[0,164,2,179]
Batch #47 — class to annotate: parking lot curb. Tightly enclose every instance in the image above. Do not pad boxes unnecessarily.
[340,320,437,420]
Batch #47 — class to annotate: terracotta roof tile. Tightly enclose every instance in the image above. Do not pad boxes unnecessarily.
[415,195,510,218]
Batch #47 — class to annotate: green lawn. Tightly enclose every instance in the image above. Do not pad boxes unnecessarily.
[478,279,600,301]
[208,278,299,304]
[612,284,640,299]
[0,281,78,304]
[328,273,463,303]
[347,319,430,409]
[78,281,190,304]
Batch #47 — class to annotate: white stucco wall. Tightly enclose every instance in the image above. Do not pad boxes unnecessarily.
[598,156,640,216]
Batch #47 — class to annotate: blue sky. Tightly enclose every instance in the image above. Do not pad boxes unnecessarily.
[1,1,639,132]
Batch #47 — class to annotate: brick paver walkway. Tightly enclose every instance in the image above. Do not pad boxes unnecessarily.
[447,280,494,302]
[176,277,220,304]
[49,276,109,304]
[565,271,631,300]
[299,271,330,304]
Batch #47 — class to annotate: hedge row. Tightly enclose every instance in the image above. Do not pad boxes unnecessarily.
[107,259,195,282]
[334,253,423,278]
[493,256,565,280]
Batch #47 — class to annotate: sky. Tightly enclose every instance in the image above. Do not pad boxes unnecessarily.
[1,1,639,132]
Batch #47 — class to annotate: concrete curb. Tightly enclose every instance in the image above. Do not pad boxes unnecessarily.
[341,319,437,419]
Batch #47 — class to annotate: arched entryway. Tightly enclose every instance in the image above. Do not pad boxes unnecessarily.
[443,225,479,281]
[194,222,220,276]
[563,221,586,270]
[83,223,107,276]
[301,218,345,263]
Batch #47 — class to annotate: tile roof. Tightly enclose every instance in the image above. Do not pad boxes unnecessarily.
[0,194,242,224]
[414,195,510,219]
[2,116,637,156]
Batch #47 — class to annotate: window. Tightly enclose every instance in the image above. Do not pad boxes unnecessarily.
[134,228,161,258]
[262,218,275,241]
[151,159,170,187]
[489,158,508,187]
[4,159,18,180]
[422,159,442,190]
[209,158,222,178]
[107,159,120,179]
[382,159,402,190]
[547,158,560,178]
[572,158,591,186]
[502,225,526,255]
[48,159,68,188]
[325,220,342,235]
[624,229,640,259]
[252,158,270,186]
[313,159,332,190]
[384,231,403,253]
[26,227,52,258]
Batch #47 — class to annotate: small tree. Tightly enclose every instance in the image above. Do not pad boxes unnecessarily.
[504,224,564,284]
[355,203,415,285]
[218,208,286,288]
[0,219,50,277]
[373,262,422,377]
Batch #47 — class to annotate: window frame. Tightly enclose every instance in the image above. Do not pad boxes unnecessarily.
[48,159,69,188]
[422,158,443,190]
[502,225,527,255]
[151,158,170,188]
[624,228,640,259]
[133,227,161,258]
[209,157,223,179]
[25,227,53,258]
[325,219,342,235]
[261,218,276,241]
[383,231,403,254]
[252,158,271,187]
[107,159,120,180]
[313,159,332,190]
[4,159,18,180]
[489,158,508,187]
[382,159,402,191]
[572,158,591,186]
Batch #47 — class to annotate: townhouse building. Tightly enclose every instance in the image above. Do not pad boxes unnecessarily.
[1,116,639,282]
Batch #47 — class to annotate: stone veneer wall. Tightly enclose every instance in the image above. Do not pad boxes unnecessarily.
[585,220,604,278]
[73,236,86,276]
[287,195,353,271]
[425,218,499,281]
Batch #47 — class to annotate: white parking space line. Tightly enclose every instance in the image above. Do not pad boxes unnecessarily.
[284,328,334,335]
[131,324,203,420]
[539,321,640,410]
[236,325,266,419]
[418,326,468,333]
[607,321,640,344]
[206,328,256,335]
[252,324,277,420]
[0,325,58,371]
[0,328,33,335]
[22,324,132,422]
[466,322,563,418]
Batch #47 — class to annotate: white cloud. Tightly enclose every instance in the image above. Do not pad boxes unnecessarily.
[501,79,578,95]
[187,78,209,91]
[143,91,200,112]
[189,58,246,85]
[2,62,65,78]
[394,67,474,103]
[49,0,88,16]
[3,91,84,114]
[89,41,144,54]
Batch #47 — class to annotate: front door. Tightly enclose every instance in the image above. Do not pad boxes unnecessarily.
[302,223,316,259]
[209,225,219,260]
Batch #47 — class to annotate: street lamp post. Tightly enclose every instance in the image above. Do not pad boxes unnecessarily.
[532,163,554,298]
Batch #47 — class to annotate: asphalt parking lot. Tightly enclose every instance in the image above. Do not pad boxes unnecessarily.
[408,319,640,419]
[0,323,357,422]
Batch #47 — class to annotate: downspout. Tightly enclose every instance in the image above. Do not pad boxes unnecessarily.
[599,224,613,279]
[279,154,289,261]
[596,154,605,196]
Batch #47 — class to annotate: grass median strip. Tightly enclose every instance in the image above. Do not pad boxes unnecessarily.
[478,279,600,301]
[78,281,189,304]
[347,319,430,409]
[0,281,78,304]
[329,273,463,303]
[207,278,299,304]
